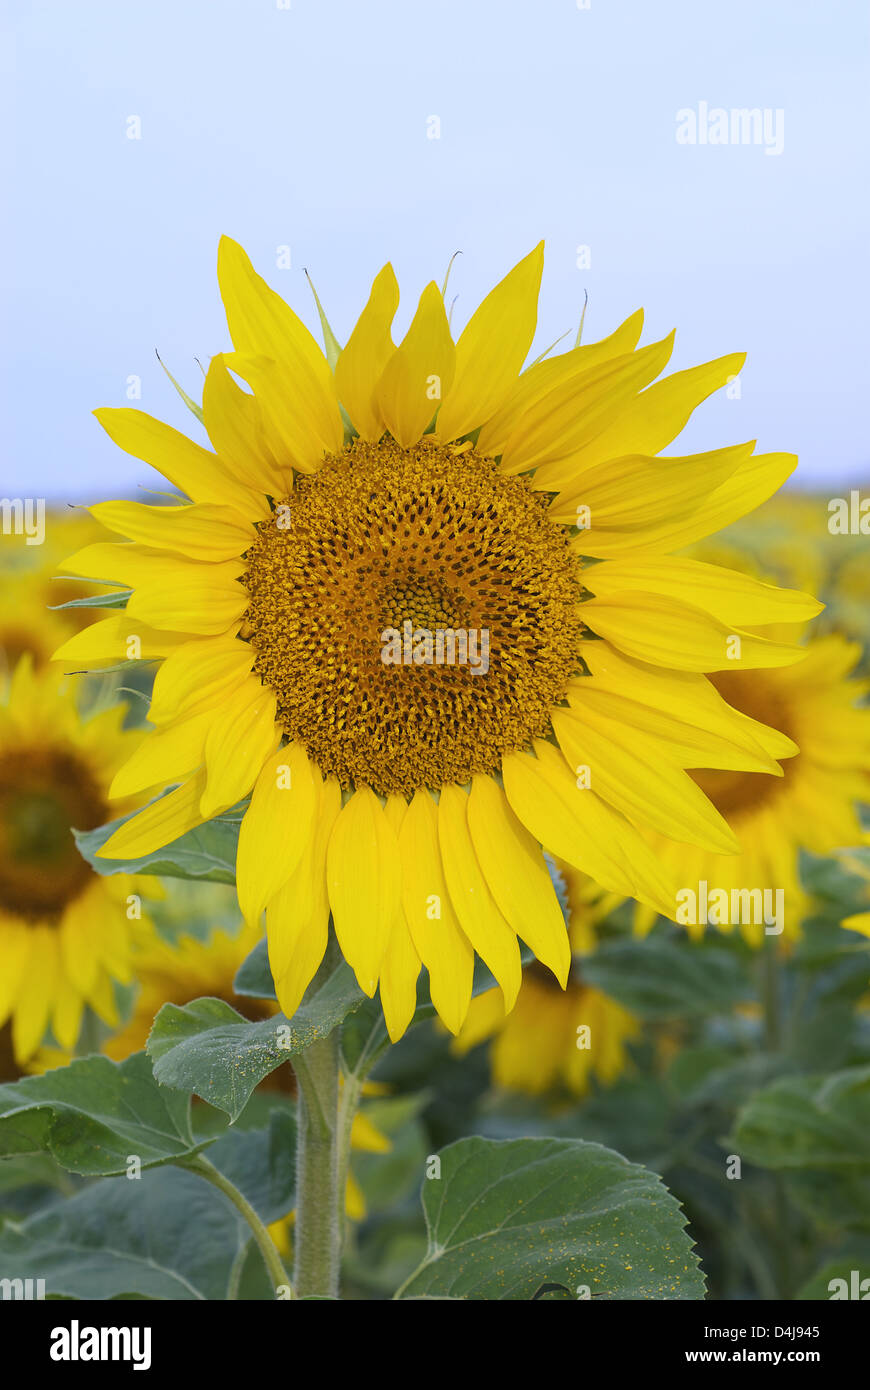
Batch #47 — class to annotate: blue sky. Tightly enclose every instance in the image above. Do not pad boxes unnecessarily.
[3,0,867,499]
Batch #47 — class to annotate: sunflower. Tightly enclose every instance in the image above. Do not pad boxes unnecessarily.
[453,967,639,1098]
[101,918,276,1059]
[54,239,821,1040]
[0,657,156,1063]
[634,632,870,943]
[0,510,110,674]
[453,874,639,1097]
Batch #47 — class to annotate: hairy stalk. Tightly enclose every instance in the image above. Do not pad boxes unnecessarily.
[293,936,343,1298]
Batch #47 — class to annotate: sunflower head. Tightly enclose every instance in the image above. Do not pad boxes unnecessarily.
[55,238,823,1040]
[0,657,155,1062]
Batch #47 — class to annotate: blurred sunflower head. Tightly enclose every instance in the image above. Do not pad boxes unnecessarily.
[0,658,154,1063]
[637,631,870,944]
[453,892,639,1098]
[102,918,276,1060]
[56,239,821,1040]
[0,510,110,675]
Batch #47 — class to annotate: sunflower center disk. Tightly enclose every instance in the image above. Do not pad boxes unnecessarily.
[243,438,583,797]
[0,748,105,918]
[691,670,797,818]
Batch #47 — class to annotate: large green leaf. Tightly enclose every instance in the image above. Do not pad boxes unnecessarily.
[0,1166,248,1300]
[75,801,244,884]
[148,966,367,1120]
[580,936,748,1019]
[733,1066,870,1169]
[398,1135,705,1300]
[0,1052,203,1176]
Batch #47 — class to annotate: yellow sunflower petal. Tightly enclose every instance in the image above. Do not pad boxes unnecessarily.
[577,643,792,766]
[52,985,84,1053]
[502,740,677,911]
[96,772,209,861]
[12,928,56,1061]
[451,986,509,1055]
[437,782,522,1010]
[476,309,645,456]
[585,557,823,626]
[93,407,264,516]
[326,786,401,996]
[376,282,456,446]
[653,451,799,551]
[89,500,257,562]
[202,353,287,497]
[582,592,804,671]
[550,706,739,853]
[62,544,248,636]
[397,789,474,1035]
[435,242,543,442]
[335,264,399,441]
[200,678,279,818]
[267,772,340,1019]
[550,443,751,536]
[237,743,318,927]
[0,922,32,1025]
[217,236,343,468]
[109,708,215,800]
[379,794,422,1043]
[499,333,675,476]
[466,774,570,986]
[149,633,254,725]
[531,351,746,488]
[52,614,190,665]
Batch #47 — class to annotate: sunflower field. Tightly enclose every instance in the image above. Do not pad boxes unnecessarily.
[1,232,868,1339]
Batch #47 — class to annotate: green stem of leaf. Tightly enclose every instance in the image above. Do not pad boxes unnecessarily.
[182,1153,292,1299]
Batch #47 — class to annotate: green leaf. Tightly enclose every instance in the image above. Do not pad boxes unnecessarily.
[398,1135,705,1300]
[733,1066,870,1169]
[148,966,367,1119]
[233,937,276,999]
[75,800,243,885]
[0,1052,203,1176]
[205,1108,297,1226]
[580,936,748,1019]
[0,1166,251,1300]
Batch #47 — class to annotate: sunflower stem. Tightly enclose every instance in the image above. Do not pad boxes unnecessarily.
[293,937,343,1299]
[336,1070,364,1250]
